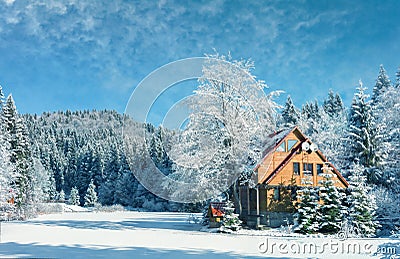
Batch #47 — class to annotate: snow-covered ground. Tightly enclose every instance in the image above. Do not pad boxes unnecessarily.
[0,211,399,258]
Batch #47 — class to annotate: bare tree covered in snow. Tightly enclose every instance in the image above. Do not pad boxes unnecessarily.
[168,53,279,206]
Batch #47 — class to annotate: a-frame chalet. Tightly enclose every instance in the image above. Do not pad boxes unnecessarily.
[239,126,348,228]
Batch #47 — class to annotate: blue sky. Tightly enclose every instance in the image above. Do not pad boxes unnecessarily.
[0,0,399,124]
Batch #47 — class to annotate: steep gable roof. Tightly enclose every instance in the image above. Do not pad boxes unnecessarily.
[255,126,348,187]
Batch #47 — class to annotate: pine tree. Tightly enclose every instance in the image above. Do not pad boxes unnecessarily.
[0,85,4,107]
[295,179,321,234]
[282,96,299,126]
[220,200,242,231]
[59,190,65,202]
[346,163,378,237]
[0,88,17,208]
[30,158,53,203]
[2,95,33,207]
[373,84,400,188]
[84,179,98,207]
[395,66,400,88]
[319,165,345,234]
[323,90,344,117]
[69,187,80,206]
[372,65,391,104]
[346,81,380,183]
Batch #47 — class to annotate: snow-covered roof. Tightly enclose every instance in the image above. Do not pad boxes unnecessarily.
[260,128,292,158]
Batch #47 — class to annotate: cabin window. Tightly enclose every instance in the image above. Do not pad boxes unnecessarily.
[317,164,324,175]
[273,188,280,201]
[303,163,313,175]
[287,139,298,151]
[293,162,300,175]
[276,142,285,152]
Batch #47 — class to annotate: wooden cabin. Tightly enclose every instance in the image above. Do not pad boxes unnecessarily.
[239,126,348,228]
[207,202,226,228]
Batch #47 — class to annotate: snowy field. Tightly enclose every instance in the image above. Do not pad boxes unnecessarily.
[0,211,399,259]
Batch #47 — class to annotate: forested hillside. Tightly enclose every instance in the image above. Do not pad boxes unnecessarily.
[22,109,196,211]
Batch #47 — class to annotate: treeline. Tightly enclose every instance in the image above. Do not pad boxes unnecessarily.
[24,109,198,211]
[0,87,199,219]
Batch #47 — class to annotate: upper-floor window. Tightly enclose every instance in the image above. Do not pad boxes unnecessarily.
[276,142,285,152]
[293,162,300,175]
[317,164,324,175]
[303,163,313,176]
[287,139,298,151]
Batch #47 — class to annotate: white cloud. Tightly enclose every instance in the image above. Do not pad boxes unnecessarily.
[3,0,15,6]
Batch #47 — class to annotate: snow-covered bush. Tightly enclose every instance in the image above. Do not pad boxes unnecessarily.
[35,203,64,214]
[59,190,65,202]
[371,186,400,236]
[93,204,125,212]
[0,203,17,221]
[142,198,166,211]
[220,200,242,232]
[69,187,80,206]
[84,179,98,207]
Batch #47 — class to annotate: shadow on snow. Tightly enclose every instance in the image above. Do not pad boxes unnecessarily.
[21,213,203,232]
[0,242,287,259]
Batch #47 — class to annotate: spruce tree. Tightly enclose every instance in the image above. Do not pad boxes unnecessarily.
[346,81,380,183]
[372,65,391,104]
[395,66,400,88]
[2,95,33,207]
[319,165,345,234]
[84,179,98,207]
[323,90,344,117]
[295,179,320,234]
[69,187,80,206]
[282,95,299,127]
[220,200,242,231]
[373,84,400,188]
[0,85,4,107]
[0,88,17,207]
[346,163,378,237]
[59,190,65,202]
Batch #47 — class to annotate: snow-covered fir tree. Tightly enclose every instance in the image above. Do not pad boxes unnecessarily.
[346,163,378,237]
[295,178,320,234]
[220,200,242,232]
[319,165,346,234]
[395,66,400,88]
[30,158,54,203]
[281,95,299,127]
[373,85,400,188]
[59,190,65,202]
[2,95,33,207]
[84,179,98,207]
[323,90,344,117]
[69,187,80,206]
[0,86,17,210]
[345,81,380,184]
[372,65,391,104]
